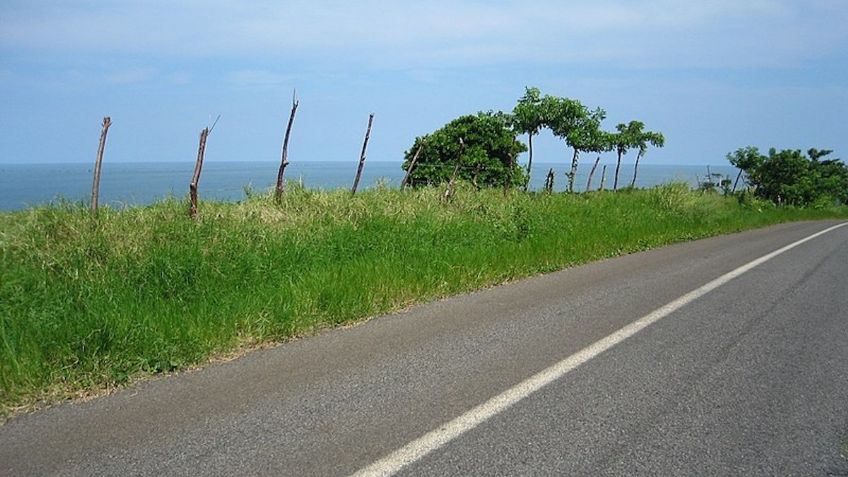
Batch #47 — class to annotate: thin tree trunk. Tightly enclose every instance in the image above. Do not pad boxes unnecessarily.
[275,92,299,202]
[630,151,644,188]
[524,133,534,191]
[351,113,374,195]
[732,169,743,193]
[586,156,600,192]
[568,148,579,193]
[613,149,623,191]
[544,168,555,193]
[90,116,112,213]
[401,146,422,190]
[599,165,607,191]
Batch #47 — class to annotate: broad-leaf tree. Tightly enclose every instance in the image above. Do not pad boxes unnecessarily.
[402,112,527,188]
[726,146,765,192]
[610,121,638,190]
[512,87,546,190]
[629,126,665,188]
[544,96,595,193]
[727,146,848,205]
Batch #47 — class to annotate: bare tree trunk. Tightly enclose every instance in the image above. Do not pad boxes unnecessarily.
[544,168,555,193]
[401,146,422,190]
[351,113,374,195]
[732,169,743,193]
[599,165,608,191]
[90,116,112,213]
[613,150,623,191]
[524,133,534,191]
[275,92,299,202]
[630,150,644,188]
[568,148,579,193]
[586,156,600,192]
[189,128,209,219]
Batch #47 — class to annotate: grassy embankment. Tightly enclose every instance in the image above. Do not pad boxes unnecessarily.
[1,183,846,415]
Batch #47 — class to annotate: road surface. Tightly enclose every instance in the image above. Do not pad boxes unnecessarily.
[2,220,847,476]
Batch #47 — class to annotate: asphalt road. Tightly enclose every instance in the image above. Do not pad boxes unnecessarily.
[2,220,847,476]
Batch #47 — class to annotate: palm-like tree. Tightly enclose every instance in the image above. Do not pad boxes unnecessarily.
[512,87,545,190]
[629,127,665,188]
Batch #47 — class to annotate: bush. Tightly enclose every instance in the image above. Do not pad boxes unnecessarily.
[402,112,527,188]
[727,146,848,206]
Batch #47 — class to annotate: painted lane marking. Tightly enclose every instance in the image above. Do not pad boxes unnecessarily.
[351,222,848,477]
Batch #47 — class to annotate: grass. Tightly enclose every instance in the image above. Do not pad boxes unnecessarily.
[1,182,846,415]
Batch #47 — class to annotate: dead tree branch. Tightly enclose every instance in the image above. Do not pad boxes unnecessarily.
[90,116,112,213]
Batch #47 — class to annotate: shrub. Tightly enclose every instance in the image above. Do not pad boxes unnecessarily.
[402,112,527,188]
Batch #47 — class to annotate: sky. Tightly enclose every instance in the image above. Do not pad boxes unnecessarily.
[1,0,847,167]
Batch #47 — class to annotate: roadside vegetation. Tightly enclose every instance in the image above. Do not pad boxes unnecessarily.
[2,184,846,415]
[727,147,848,206]
[2,86,847,416]
[402,87,664,193]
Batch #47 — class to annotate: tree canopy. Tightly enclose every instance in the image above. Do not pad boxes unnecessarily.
[403,87,665,193]
[728,146,848,206]
[402,112,527,188]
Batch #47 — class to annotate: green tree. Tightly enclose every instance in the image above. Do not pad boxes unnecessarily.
[726,146,765,192]
[402,112,527,188]
[728,146,848,205]
[545,96,603,192]
[808,149,848,204]
[512,87,546,190]
[610,121,639,191]
[629,126,665,188]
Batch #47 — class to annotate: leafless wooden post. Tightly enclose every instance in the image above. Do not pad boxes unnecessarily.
[275,91,299,202]
[351,113,374,195]
[443,162,461,201]
[90,116,112,213]
[585,156,600,192]
[544,168,555,193]
[189,128,209,219]
[189,115,220,219]
[443,138,465,201]
[401,146,422,190]
[599,165,608,191]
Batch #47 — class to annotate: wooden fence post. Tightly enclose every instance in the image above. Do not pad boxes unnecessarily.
[401,146,422,190]
[189,128,209,219]
[275,91,299,202]
[351,113,374,195]
[443,138,465,201]
[90,116,112,213]
[586,156,600,192]
[189,115,220,219]
[599,165,608,191]
[544,168,555,193]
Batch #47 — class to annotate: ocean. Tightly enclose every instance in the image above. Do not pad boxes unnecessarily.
[0,161,737,211]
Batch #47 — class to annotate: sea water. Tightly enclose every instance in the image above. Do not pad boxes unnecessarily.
[0,161,736,211]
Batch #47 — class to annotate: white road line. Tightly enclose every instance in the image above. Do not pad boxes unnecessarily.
[351,222,848,477]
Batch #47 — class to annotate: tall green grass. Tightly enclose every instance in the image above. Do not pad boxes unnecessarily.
[1,183,845,414]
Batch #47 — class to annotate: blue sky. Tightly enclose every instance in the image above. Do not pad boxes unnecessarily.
[1,0,847,166]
